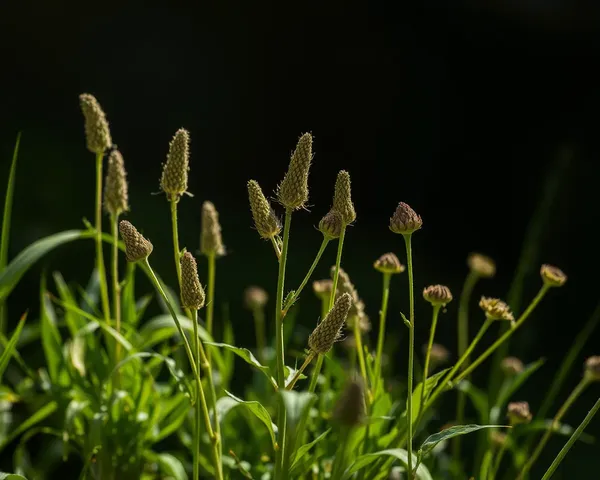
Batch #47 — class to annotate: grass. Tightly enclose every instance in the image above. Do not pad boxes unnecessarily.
[0,95,598,480]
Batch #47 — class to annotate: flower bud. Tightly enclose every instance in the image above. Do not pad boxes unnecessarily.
[277,133,312,210]
[180,252,206,310]
[200,201,225,257]
[248,180,281,239]
[308,293,352,354]
[423,285,453,307]
[318,210,343,240]
[160,128,190,199]
[79,93,112,154]
[244,286,268,310]
[501,357,524,376]
[389,202,422,235]
[119,220,153,262]
[584,356,600,382]
[103,149,129,216]
[332,170,356,224]
[507,401,532,425]
[373,253,405,275]
[467,253,496,278]
[540,264,567,288]
[479,297,514,322]
[313,279,333,301]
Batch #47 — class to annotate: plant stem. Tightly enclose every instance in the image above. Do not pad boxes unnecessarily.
[352,315,369,390]
[541,396,600,480]
[206,251,217,346]
[419,305,441,415]
[110,214,122,372]
[286,351,316,390]
[518,378,590,479]
[94,152,110,323]
[490,437,509,480]
[275,209,292,480]
[373,273,392,394]
[252,306,267,364]
[403,233,415,479]
[169,198,183,290]
[191,309,201,480]
[270,235,281,260]
[331,427,352,480]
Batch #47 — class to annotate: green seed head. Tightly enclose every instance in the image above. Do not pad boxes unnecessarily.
[277,133,313,210]
[423,284,453,307]
[373,252,405,275]
[160,128,190,200]
[479,297,514,322]
[308,293,352,354]
[200,201,225,257]
[584,356,600,382]
[103,149,129,217]
[248,180,281,239]
[319,210,343,240]
[540,264,567,288]
[79,93,112,154]
[501,356,524,376]
[389,202,422,235]
[180,252,205,310]
[333,375,366,428]
[244,286,268,310]
[119,220,153,262]
[332,170,356,224]
[467,252,496,278]
[507,401,532,425]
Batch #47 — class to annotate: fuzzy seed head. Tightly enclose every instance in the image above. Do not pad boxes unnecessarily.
[425,343,450,369]
[180,252,205,310]
[467,253,496,278]
[103,149,129,216]
[200,201,225,257]
[247,180,281,239]
[79,93,112,154]
[119,220,153,262]
[160,128,190,199]
[319,210,343,239]
[584,356,600,382]
[277,133,313,210]
[423,285,453,306]
[373,252,405,275]
[479,297,514,322]
[313,279,333,301]
[507,401,532,425]
[332,267,369,331]
[308,293,352,354]
[333,375,366,427]
[389,202,422,235]
[244,286,268,310]
[501,357,524,376]
[332,170,356,224]
[540,264,567,288]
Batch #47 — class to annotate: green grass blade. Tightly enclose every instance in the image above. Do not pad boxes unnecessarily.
[0,312,26,381]
[40,278,65,383]
[0,401,57,452]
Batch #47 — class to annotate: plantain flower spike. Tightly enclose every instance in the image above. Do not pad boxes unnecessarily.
[79,93,112,154]
[319,210,343,240]
[333,375,366,428]
[423,284,453,307]
[540,264,567,288]
[468,252,496,278]
[103,149,129,216]
[373,252,405,275]
[160,128,190,200]
[200,201,225,257]
[277,133,313,210]
[332,170,356,225]
[119,220,153,262]
[180,252,206,310]
[308,293,352,354]
[248,180,281,239]
[389,201,422,235]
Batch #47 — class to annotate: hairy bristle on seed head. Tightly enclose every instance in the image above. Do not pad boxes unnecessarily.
[389,201,422,235]
[584,356,600,382]
[423,285,453,306]
[103,149,129,217]
[501,356,524,376]
[180,252,205,310]
[248,180,281,239]
[332,170,356,225]
[308,293,352,354]
[200,201,225,257]
[244,286,268,310]
[479,296,514,322]
[160,128,190,200]
[467,253,496,278]
[373,252,405,275]
[333,375,366,427]
[507,401,532,424]
[319,210,343,240]
[79,93,112,154]
[119,220,153,262]
[540,264,567,288]
[277,133,313,210]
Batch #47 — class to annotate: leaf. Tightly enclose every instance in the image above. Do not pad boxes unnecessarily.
[0,132,21,275]
[522,420,595,444]
[290,428,331,475]
[419,424,507,458]
[0,401,57,452]
[0,230,93,301]
[407,368,449,424]
[39,280,65,384]
[0,474,28,480]
[279,390,317,472]
[456,380,489,423]
[344,449,432,480]
[224,390,277,450]
[0,313,26,381]
[154,452,188,480]
[153,394,190,443]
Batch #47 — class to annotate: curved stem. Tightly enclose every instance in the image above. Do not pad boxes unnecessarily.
[373,273,392,394]
[286,351,316,390]
[95,152,110,322]
[419,305,441,416]
[110,214,122,376]
[352,315,369,389]
[169,198,183,289]
[403,233,415,478]
[270,235,281,260]
[206,252,216,338]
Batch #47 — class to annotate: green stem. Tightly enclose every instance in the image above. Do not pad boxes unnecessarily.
[331,427,352,480]
[286,351,316,390]
[419,305,441,416]
[270,235,281,260]
[252,306,267,364]
[541,396,600,480]
[403,233,415,478]
[95,152,110,323]
[373,273,392,394]
[275,209,292,480]
[519,378,590,479]
[110,214,122,374]
[490,437,509,480]
[191,309,201,480]
[352,315,369,390]
[169,198,183,290]
[206,252,217,338]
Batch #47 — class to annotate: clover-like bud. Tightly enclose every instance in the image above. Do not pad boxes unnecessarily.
[333,375,366,427]
[119,220,153,262]
[180,252,206,310]
[507,401,532,425]
[501,357,524,376]
[277,133,313,210]
[540,264,567,288]
[248,180,281,239]
[160,128,190,199]
[319,210,343,239]
[103,149,129,216]
[584,356,600,383]
[79,93,112,154]
[423,285,453,307]
[200,201,225,257]
[389,202,422,235]
[373,253,405,275]
[479,297,514,322]
[308,293,352,354]
[332,170,356,225]
[467,253,496,278]
[313,279,333,301]
[244,286,268,311]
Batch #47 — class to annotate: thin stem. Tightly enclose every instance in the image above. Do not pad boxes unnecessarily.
[331,427,352,480]
[169,198,183,291]
[191,309,201,480]
[206,252,217,338]
[286,351,316,390]
[419,305,441,416]
[282,237,329,318]
[490,437,509,480]
[270,235,281,260]
[352,316,369,390]
[275,209,293,480]
[403,233,415,478]
[94,152,110,322]
[518,378,590,479]
[541,396,600,480]
[373,273,392,394]
[110,214,122,374]
[252,307,267,364]
[454,285,550,384]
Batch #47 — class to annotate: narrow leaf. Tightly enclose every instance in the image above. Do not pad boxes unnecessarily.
[0,401,58,452]
[0,313,26,381]
[407,368,449,424]
[344,449,432,480]
[0,132,21,271]
[419,424,507,457]
[290,428,330,474]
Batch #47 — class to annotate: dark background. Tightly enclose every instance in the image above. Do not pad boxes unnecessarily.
[1,1,600,478]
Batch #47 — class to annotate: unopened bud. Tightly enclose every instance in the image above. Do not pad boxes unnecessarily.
[244,286,268,310]
[79,93,112,154]
[277,133,313,210]
[180,252,205,310]
[584,356,600,382]
[103,149,129,216]
[479,297,514,322]
[501,357,524,376]
[200,201,225,257]
[119,220,153,262]
[467,253,496,278]
[160,128,190,199]
[389,202,422,235]
[248,180,281,239]
[540,264,567,288]
[319,210,343,239]
[308,293,352,354]
[373,253,405,275]
[507,401,532,425]
[332,170,356,224]
[423,285,453,307]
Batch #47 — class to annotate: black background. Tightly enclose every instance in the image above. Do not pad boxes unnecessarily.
[1,1,600,478]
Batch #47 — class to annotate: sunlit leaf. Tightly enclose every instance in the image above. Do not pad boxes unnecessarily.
[408,368,449,424]
[344,449,432,480]
[419,424,507,457]
[290,428,330,475]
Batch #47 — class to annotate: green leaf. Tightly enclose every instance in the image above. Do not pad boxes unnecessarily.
[153,394,190,443]
[344,449,432,480]
[290,428,330,475]
[40,280,65,384]
[419,424,507,458]
[0,401,57,452]
[0,230,93,301]
[456,380,489,423]
[522,420,595,444]
[0,313,26,381]
[279,390,317,473]
[154,452,188,480]
[0,132,21,272]
[0,473,28,480]
[224,390,277,451]
[407,368,449,424]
